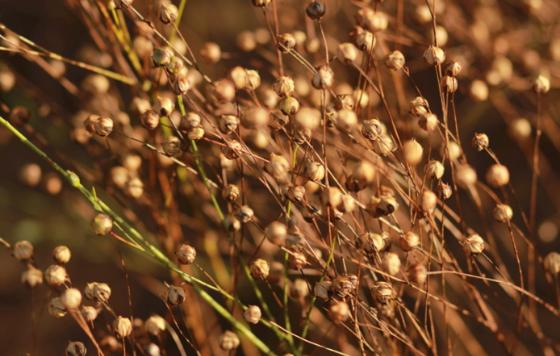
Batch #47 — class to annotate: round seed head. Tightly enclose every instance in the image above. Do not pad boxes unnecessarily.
[61,288,82,310]
[274,76,295,97]
[167,285,185,306]
[418,112,438,132]
[295,107,321,130]
[403,139,424,166]
[509,118,532,140]
[338,42,359,63]
[312,65,334,89]
[53,245,71,264]
[244,305,262,324]
[486,164,510,187]
[252,0,271,7]
[280,96,301,115]
[385,50,405,70]
[141,110,160,130]
[162,136,183,157]
[291,278,309,299]
[426,160,445,180]
[65,341,87,356]
[13,240,34,261]
[456,164,477,188]
[354,27,376,51]
[465,234,485,254]
[424,46,446,65]
[470,80,489,101]
[200,42,221,63]
[328,300,350,323]
[127,177,144,198]
[92,213,113,236]
[250,259,270,280]
[472,132,489,151]
[21,265,43,288]
[447,61,462,76]
[176,244,196,265]
[219,331,240,351]
[408,264,428,285]
[383,252,401,276]
[159,1,178,24]
[45,264,68,286]
[493,204,513,223]
[48,297,67,318]
[113,316,132,338]
[533,74,550,94]
[442,75,458,93]
[145,315,166,335]
[305,1,326,20]
[81,305,99,322]
[266,221,288,245]
[544,252,560,275]
[152,47,173,67]
[400,231,420,251]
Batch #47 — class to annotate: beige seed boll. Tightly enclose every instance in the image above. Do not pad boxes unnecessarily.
[111,166,128,188]
[176,244,196,265]
[373,281,395,304]
[383,252,401,276]
[167,285,186,306]
[13,240,34,261]
[493,204,513,223]
[426,160,445,180]
[447,141,462,161]
[465,234,485,254]
[278,33,296,51]
[442,75,458,93]
[65,341,87,356]
[141,110,160,130]
[280,96,301,115]
[45,264,68,287]
[385,50,405,70]
[359,232,389,253]
[82,74,110,94]
[81,305,99,322]
[242,107,269,127]
[437,181,453,200]
[472,132,489,151]
[159,1,178,24]
[265,221,288,245]
[336,109,358,131]
[162,136,182,157]
[312,65,334,89]
[127,177,144,198]
[290,252,308,270]
[446,61,462,77]
[329,300,350,323]
[220,331,240,351]
[304,161,325,182]
[456,164,477,188]
[123,154,142,172]
[53,245,71,264]
[238,205,255,223]
[200,42,221,63]
[273,76,295,97]
[403,139,424,166]
[533,74,550,94]
[291,278,309,299]
[219,114,240,134]
[244,305,262,324]
[114,316,132,338]
[361,118,386,140]
[92,213,113,236]
[486,164,510,187]
[223,184,240,202]
[133,36,153,58]
[409,264,428,285]
[337,42,359,63]
[230,67,261,90]
[21,265,44,288]
[422,190,438,213]
[295,107,321,130]
[418,112,438,132]
[410,96,430,116]
[153,95,175,116]
[423,46,446,65]
[543,252,560,275]
[20,163,42,187]
[368,193,399,217]
[213,79,236,102]
[145,315,166,335]
[372,134,395,157]
[509,118,532,140]
[61,288,82,309]
[252,0,271,7]
[48,297,67,318]
[0,68,16,92]
[400,231,420,251]
[470,80,489,101]
[250,259,270,280]
[237,31,257,52]
[84,282,112,304]
[354,27,376,51]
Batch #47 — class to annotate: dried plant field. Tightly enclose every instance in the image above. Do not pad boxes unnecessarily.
[1,0,560,355]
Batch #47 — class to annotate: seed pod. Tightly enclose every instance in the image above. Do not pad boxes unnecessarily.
[332,275,358,299]
[418,112,438,132]
[84,282,112,304]
[0,68,16,92]
[21,265,43,287]
[470,80,489,101]
[354,27,376,51]
[250,259,270,280]
[373,281,395,304]
[383,252,401,276]
[45,264,68,287]
[274,76,295,97]
[544,252,560,275]
[472,132,489,151]
[92,213,113,236]
[265,221,288,245]
[53,245,71,264]
[385,50,405,70]
[456,164,477,188]
[400,231,420,251]
[304,161,325,182]
[213,79,236,102]
[437,181,453,200]
[486,164,510,187]
[336,109,358,131]
[421,190,437,213]
[426,160,445,180]
[368,194,399,217]
[244,305,262,324]
[152,47,173,67]
[65,341,87,356]
[280,96,300,115]
[141,110,160,130]
[424,46,446,65]
[81,305,99,322]
[176,244,196,265]
[145,315,166,335]
[337,43,359,63]
[113,316,132,338]
[161,136,182,158]
[290,252,308,270]
[410,96,429,116]
[238,205,255,223]
[291,278,309,299]
[61,288,82,309]
[219,114,240,134]
[167,285,186,305]
[266,153,290,183]
[358,232,390,254]
[372,135,396,156]
[312,65,334,89]
[357,8,389,32]
[493,204,513,223]
[154,96,175,116]
[447,62,462,76]
[230,67,261,90]
[328,300,350,323]
[278,33,296,52]
[219,331,240,351]
[361,118,386,140]
[237,31,257,52]
[20,163,42,187]
[127,177,144,198]
[48,297,67,318]
[200,42,221,63]
[465,234,485,254]
[509,118,532,140]
[159,1,178,24]
[533,74,550,94]
[252,0,271,7]
[409,264,428,285]
[403,139,424,166]
[305,1,326,20]
[222,184,240,202]
[13,240,34,261]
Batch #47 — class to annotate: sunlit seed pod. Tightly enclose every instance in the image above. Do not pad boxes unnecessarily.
[65,341,87,356]
[84,282,111,304]
[533,74,550,94]
[385,50,405,70]
[159,1,178,24]
[354,27,376,51]
[130,97,151,115]
[82,74,110,94]
[133,36,153,58]
[493,204,513,223]
[328,300,350,323]
[414,5,432,24]
[544,252,560,275]
[442,75,458,94]
[400,231,420,251]
[337,42,359,63]
[230,67,261,90]
[224,215,241,232]
[199,42,221,63]
[368,194,399,217]
[154,95,175,116]
[152,47,173,67]
[127,177,144,198]
[456,164,477,188]
[141,110,160,130]
[290,252,308,270]
[237,31,257,52]
[266,221,288,245]
[311,65,334,89]
[304,161,325,182]
[218,114,239,134]
[305,1,326,20]
[465,234,485,254]
[446,61,462,77]
[486,164,510,187]
[437,181,453,200]
[426,160,445,180]
[48,297,67,318]
[277,33,297,52]
[373,135,395,156]
[446,141,462,161]
[61,288,82,310]
[242,107,269,128]
[0,68,16,92]
[403,139,424,166]
[279,96,300,116]
[423,46,446,65]
[422,189,438,213]
[250,259,270,280]
[220,331,240,351]
[92,213,113,236]
[222,184,240,202]
[21,265,43,288]
[213,79,236,102]
[273,76,295,97]
[13,240,34,261]
[418,112,438,132]
[336,109,357,131]
[383,252,401,276]
[81,305,99,323]
[45,264,68,287]
[167,285,186,306]
[266,153,290,183]
[176,244,196,265]
[410,96,430,116]
[243,305,262,324]
[238,205,255,223]
[359,8,388,32]
[221,140,242,160]
[472,132,489,151]
[124,154,143,172]
[358,232,390,253]
[470,80,489,101]
[373,281,395,304]
[145,315,166,335]
[361,118,386,140]
[291,278,309,299]
[161,136,182,157]
[509,118,532,140]
[113,316,132,338]
[53,245,71,264]
[408,264,428,285]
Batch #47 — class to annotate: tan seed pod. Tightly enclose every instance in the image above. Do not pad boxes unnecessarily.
[328,300,350,323]
[61,288,82,309]
[92,213,113,236]
[509,118,532,140]
[337,42,359,63]
[486,164,510,187]
[220,331,240,351]
[442,75,458,93]
[13,240,34,261]
[543,252,560,275]
[385,50,405,70]
[408,264,428,285]
[48,297,67,318]
[291,278,309,299]
[243,305,262,324]
[403,139,424,166]
[21,265,43,287]
[65,341,87,356]
[176,244,196,265]
[114,316,132,338]
[400,231,420,251]
[311,65,334,89]
[423,46,446,65]
[493,204,513,223]
[472,132,489,151]
[250,259,270,280]
[141,110,160,130]
[200,42,221,63]
[418,112,438,132]
[383,252,401,276]
[265,221,288,245]
[159,1,178,24]
[81,305,99,322]
[45,264,68,286]
[456,164,477,188]
[20,163,42,187]
[421,190,438,213]
[533,74,550,94]
[426,160,445,180]
[470,80,489,101]
[145,315,166,335]
[273,76,295,97]
[167,285,186,305]
[465,234,485,254]
[53,245,71,264]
